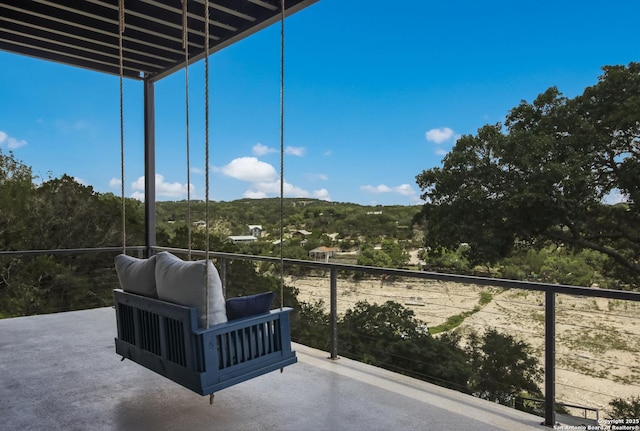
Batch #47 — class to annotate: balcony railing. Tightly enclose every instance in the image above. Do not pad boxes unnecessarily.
[2,245,640,427]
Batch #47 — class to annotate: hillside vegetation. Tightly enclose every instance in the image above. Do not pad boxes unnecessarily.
[157,198,420,245]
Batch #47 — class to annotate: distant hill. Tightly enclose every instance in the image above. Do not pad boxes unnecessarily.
[156,198,423,242]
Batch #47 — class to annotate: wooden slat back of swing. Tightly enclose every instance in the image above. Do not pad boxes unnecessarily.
[114,289,297,396]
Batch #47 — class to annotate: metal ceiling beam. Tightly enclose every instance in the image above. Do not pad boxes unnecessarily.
[151,0,318,82]
[0,0,319,81]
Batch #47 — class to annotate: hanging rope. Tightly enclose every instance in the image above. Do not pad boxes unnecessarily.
[279,0,285,310]
[182,0,192,261]
[118,0,126,254]
[204,0,211,328]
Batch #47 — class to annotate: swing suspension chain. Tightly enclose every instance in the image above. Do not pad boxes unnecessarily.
[183,0,284,320]
[279,0,285,310]
[118,0,126,254]
[182,0,192,261]
[204,0,211,328]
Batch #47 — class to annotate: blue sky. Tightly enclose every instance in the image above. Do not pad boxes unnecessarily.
[1,0,639,206]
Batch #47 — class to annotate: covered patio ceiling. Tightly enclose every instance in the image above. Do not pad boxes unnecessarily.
[0,0,317,82]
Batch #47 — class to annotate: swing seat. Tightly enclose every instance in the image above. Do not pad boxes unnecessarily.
[113,289,297,396]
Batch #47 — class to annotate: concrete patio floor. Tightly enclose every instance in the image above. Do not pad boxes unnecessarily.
[0,307,549,431]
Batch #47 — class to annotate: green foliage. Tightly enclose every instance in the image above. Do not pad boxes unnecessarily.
[0,150,34,251]
[0,253,118,318]
[29,176,144,249]
[331,300,544,403]
[156,199,421,251]
[478,291,493,306]
[356,239,409,269]
[291,299,330,350]
[429,308,479,334]
[466,328,543,408]
[416,62,640,286]
[499,247,616,288]
[338,301,472,391]
[608,396,640,420]
[357,244,393,268]
[0,150,141,317]
[423,246,472,273]
[429,290,492,334]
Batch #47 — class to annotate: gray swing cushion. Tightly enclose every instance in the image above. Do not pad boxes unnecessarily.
[114,254,158,298]
[155,251,227,328]
[226,292,275,321]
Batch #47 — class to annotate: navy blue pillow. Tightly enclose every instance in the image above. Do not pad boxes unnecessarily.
[226,292,275,321]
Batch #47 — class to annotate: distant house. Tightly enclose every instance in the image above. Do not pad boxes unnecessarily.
[193,220,207,229]
[291,229,312,246]
[292,229,312,238]
[309,246,338,262]
[228,235,257,244]
[248,225,262,238]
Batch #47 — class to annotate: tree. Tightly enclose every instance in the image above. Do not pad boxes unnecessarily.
[339,301,472,391]
[0,150,35,250]
[357,243,393,268]
[292,299,330,350]
[0,163,145,317]
[608,396,640,419]
[381,239,409,268]
[466,328,543,407]
[356,241,409,269]
[28,175,144,249]
[415,63,640,286]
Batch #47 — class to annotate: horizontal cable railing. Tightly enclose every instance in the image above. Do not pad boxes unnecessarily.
[3,245,640,427]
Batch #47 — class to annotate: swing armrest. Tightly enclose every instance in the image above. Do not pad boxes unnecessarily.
[114,288,200,328]
[194,307,294,335]
[195,306,296,384]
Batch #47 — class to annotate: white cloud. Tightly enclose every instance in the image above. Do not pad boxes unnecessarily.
[362,184,392,193]
[425,127,455,144]
[219,156,331,200]
[394,184,417,196]
[242,180,330,200]
[0,130,28,149]
[74,177,87,185]
[131,174,192,199]
[252,179,309,197]
[323,150,332,156]
[285,146,305,156]
[244,189,268,199]
[313,188,331,201]
[252,143,276,156]
[218,157,278,182]
[109,178,122,187]
[131,176,145,190]
[190,167,203,175]
[361,183,417,197]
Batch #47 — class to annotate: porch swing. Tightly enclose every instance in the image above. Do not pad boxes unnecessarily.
[112,0,296,402]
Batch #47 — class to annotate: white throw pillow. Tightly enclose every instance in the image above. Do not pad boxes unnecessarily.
[155,251,227,328]
[114,254,157,298]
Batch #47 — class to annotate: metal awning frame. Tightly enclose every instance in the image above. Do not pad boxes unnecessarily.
[0,0,317,82]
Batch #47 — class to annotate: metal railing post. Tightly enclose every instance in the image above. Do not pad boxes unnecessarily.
[329,267,338,360]
[545,289,556,427]
[220,256,227,297]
